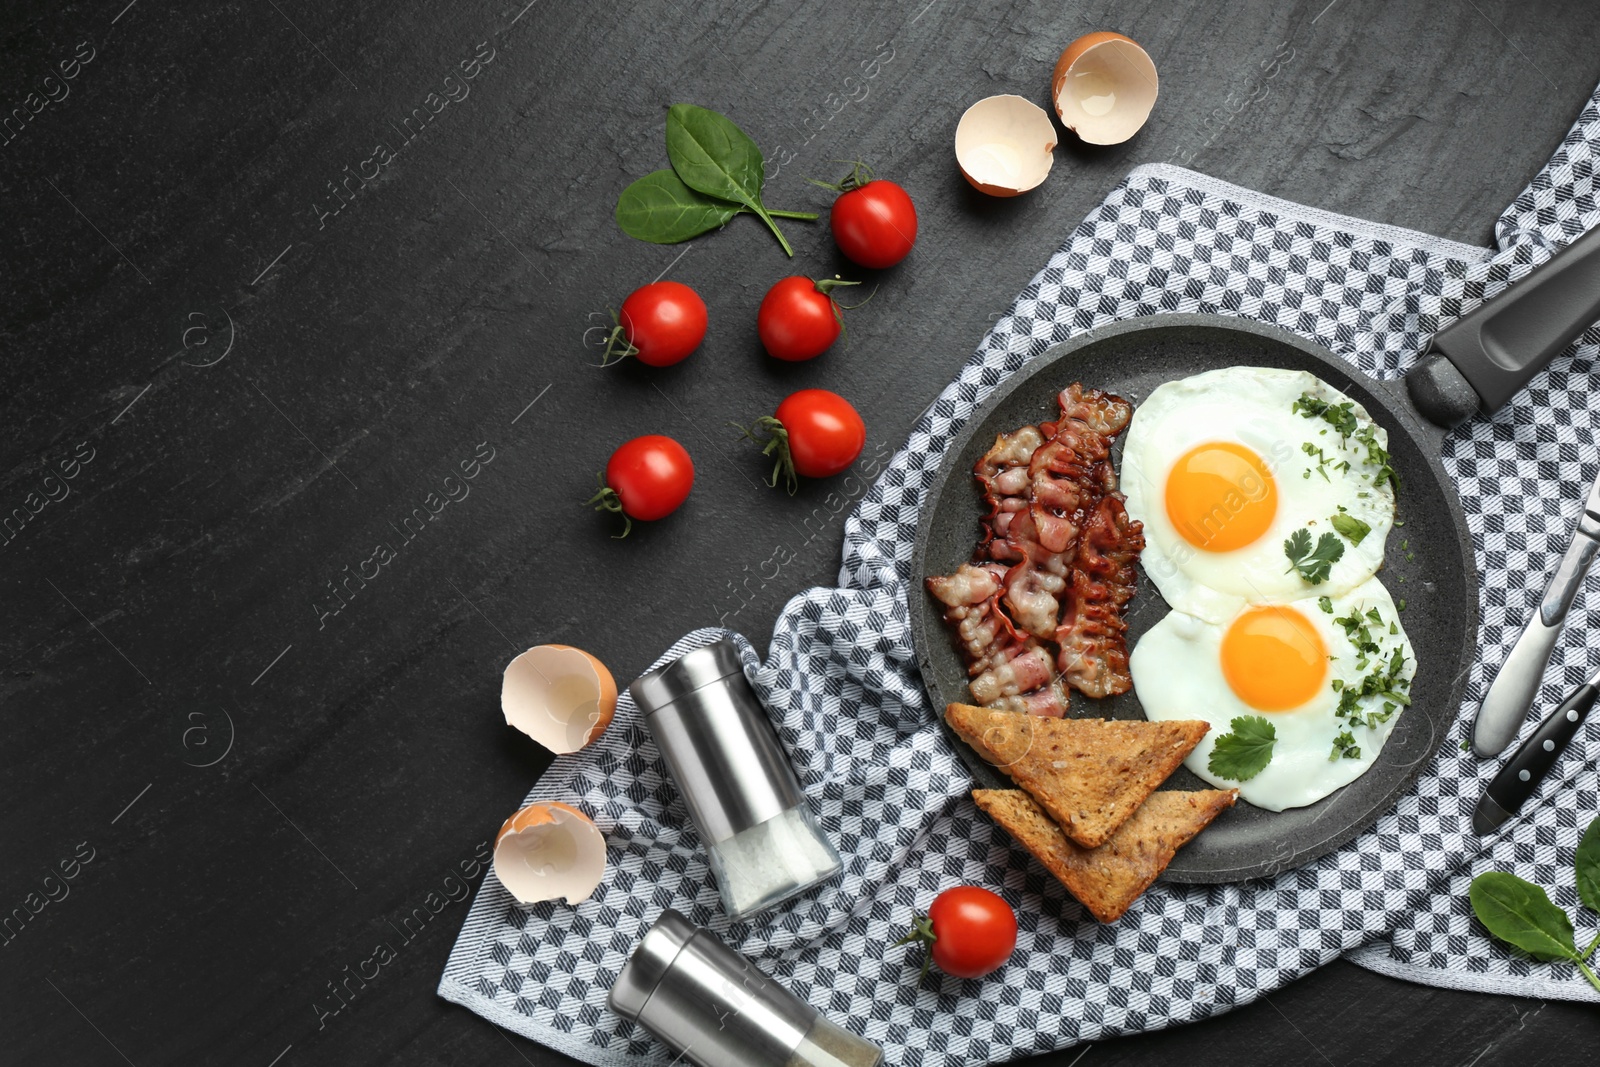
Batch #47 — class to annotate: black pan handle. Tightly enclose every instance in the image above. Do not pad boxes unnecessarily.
[1408,222,1600,428]
[1472,677,1598,834]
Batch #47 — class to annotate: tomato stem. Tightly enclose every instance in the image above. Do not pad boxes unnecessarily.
[807,160,876,193]
[731,416,797,494]
[584,474,632,538]
[598,309,640,367]
[891,913,937,983]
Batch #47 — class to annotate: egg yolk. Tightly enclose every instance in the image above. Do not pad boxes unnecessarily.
[1164,441,1278,552]
[1221,605,1328,711]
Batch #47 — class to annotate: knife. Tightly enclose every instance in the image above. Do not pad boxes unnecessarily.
[1473,661,1600,834]
[1472,464,1600,757]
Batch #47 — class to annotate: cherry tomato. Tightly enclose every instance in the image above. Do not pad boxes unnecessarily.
[757,276,860,361]
[899,886,1017,980]
[588,435,694,536]
[775,390,865,479]
[607,281,707,367]
[830,179,918,269]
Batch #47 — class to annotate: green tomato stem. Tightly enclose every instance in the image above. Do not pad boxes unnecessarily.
[584,476,632,539]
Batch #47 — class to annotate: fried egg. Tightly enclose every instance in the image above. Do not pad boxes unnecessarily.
[1120,367,1396,622]
[1130,576,1415,811]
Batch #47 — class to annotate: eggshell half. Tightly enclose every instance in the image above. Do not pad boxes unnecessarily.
[502,644,617,753]
[1052,32,1159,145]
[955,95,1057,197]
[494,801,606,905]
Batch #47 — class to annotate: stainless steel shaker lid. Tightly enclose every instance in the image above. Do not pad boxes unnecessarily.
[607,908,695,1023]
[627,638,805,844]
[628,640,745,714]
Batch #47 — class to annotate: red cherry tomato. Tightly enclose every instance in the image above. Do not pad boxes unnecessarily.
[902,886,1017,980]
[775,390,865,479]
[610,281,707,367]
[757,276,860,361]
[830,179,918,269]
[589,435,694,535]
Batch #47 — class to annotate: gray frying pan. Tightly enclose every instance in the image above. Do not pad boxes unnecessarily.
[911,224,1600,882]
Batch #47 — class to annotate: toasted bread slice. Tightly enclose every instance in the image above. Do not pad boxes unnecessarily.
[973,788,1236,922]
[946,703,1208,847]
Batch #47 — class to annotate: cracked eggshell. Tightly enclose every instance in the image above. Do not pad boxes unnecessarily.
[955,95,1057,197]
[494,801,607,905]
[502,644,616,754]
[1052,32,1158,145]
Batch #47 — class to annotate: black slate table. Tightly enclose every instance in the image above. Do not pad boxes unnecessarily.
[4,2,1598,1064]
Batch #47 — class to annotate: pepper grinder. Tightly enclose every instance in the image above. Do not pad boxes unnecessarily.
[609,908,882,1067]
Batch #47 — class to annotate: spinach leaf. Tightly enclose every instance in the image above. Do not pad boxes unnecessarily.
[1469,871,1579,962]
[1577,815,1600,915]
[666,103,797,256]
[615,169,740,244]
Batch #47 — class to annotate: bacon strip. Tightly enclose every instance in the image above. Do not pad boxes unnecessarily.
[1056,495,1145,698]
[926,563,1069,717]
[974,427,1043,562]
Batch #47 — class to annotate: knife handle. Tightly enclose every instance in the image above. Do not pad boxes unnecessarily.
[1474,614,1563,756]
[1475,681,1597,834]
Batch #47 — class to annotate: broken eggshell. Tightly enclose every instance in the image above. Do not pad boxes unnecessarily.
[494,801,607,906]
[1052,31,1158,145]
[502,644,617,754]
[955,94,1057,197]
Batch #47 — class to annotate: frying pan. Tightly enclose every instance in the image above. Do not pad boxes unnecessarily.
[911,223,1600,882]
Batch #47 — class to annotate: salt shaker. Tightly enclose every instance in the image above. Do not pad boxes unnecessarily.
[608,908,882,1067]
[629,638,842,920]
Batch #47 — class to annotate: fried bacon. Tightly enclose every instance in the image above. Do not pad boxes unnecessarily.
[1056,496,1145,698]
[928,382,1142,716]
[925,563,1069,717]
[974,426,1043,561]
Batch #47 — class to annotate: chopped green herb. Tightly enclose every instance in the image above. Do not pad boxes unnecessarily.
[1208,715,1277,782]
[1330,513,1371,545]
[1318,596,1334,614]
[1330,730,1361,761]
[1397,598,1406,611]
[1284,528,1344,584]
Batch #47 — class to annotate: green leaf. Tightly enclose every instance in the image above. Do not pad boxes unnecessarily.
[1330,512,1372,546]
[1469,871,1580,962]
[615,169,740,244]
[1208,715,1276,782]
[1284,528,1344,584]
[666,103,794,256]
[1577,816,1600,915]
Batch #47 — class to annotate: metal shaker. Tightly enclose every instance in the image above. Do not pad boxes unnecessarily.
[629,638,841,919]
[608,908,882,1067]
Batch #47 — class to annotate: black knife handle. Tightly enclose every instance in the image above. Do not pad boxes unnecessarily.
[1476,681,1598,833]
[1408,221,1600,428]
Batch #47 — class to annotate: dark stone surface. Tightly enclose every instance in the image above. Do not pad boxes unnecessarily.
[2,1,1596,1064]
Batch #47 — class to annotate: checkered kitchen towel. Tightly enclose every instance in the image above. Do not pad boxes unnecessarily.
[440,86,1600,1063]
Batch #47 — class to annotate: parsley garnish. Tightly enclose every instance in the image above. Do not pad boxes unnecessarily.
[1293,391,1400,493]
[1208,715,1277,782]
[1317,595,1334,613]
[1330,512,1372,545]
[1284,528,1344,584]
[1330,730,1361,761]
[1292,394,1359,438]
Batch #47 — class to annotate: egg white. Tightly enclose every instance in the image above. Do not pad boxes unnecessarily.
[1121,367,1396,622]
[1130,577,1415,811]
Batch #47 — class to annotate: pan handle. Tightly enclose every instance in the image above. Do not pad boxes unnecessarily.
[1407,222,1600,428]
